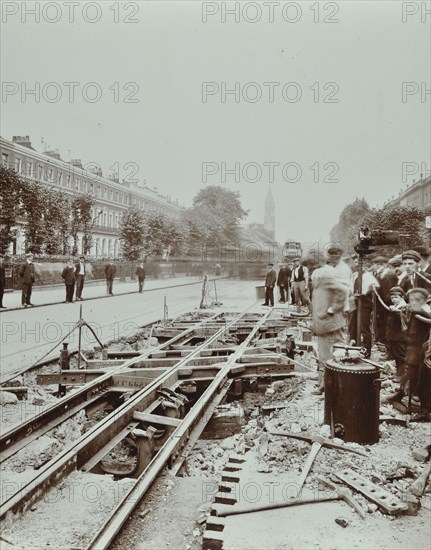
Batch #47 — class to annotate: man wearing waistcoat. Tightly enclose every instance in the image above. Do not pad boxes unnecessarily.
[290,258,312,314]
[19,253,36,307]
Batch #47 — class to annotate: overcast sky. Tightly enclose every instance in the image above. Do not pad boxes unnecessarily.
[1,0,430,247]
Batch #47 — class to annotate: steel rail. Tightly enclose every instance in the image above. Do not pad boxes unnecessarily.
[0,307,255,524]
[87,308,271,549]
[0,312,223,463]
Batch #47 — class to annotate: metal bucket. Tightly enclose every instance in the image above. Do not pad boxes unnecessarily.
[324,359,381,445]
[255,286,266,300]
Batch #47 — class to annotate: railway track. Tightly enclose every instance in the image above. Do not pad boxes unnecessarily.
[1,305,312,549]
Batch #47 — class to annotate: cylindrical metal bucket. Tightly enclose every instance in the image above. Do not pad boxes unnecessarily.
[324,360,381,445]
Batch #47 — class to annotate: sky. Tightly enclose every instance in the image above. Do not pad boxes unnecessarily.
[1,0,430,247]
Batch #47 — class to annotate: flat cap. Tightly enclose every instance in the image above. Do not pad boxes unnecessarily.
[327,245,343,254]
[402,250,422,262]
[389,286,405,297]
[373,256,388,264]
[388,255,403,267]
[406,287,429,300]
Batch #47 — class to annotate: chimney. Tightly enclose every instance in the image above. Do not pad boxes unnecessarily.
[45,149,62,161]
[89,166,103,177]
[70,159,83,169]
[12,135,33,149]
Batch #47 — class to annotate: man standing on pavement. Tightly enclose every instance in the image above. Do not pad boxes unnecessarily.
[136,262,146,293]
[0,256,6,308]
[262,263,277,307]
[105,261,116,296]
[61,258,75,303]
[19,253,36,307]
[75,256,87,301]
[290,258,312,314]
[277,262,290,304]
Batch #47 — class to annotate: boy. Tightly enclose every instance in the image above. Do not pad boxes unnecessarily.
[389,288,430,417]
[385,287,406,378]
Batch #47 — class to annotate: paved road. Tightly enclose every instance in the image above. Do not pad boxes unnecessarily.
[0,278,260,381]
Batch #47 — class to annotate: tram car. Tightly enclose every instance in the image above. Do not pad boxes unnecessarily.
[282,241,302,259]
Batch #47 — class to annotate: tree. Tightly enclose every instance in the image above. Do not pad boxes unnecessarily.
[0,165,22,254]
[142,214,187,257]
[20,179,49,254]
[71,194,95,255]
[330,198,370,252]
[362,205,429,256]
[119,206,146,260]
[184,186,248,255]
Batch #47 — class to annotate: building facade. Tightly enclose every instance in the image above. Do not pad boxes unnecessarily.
[384,175,431,210]
[0,135,183,257]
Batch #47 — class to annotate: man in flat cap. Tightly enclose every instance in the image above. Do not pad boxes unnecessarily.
[401,250,431,292]
[262,263,277,307]
[19,253,36,307]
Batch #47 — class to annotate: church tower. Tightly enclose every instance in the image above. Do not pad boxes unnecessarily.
[264,188,275,237]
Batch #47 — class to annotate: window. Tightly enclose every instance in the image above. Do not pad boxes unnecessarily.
[48,168,53,182]
[67,175,71,187]
[115,192,118,202]
[1,153,8,165]
[90,183,94,194]
[97,185,101,197]
[15,158,22,173]
[38,165,43,180]
[27,162,33,177]
[58,172,62,185]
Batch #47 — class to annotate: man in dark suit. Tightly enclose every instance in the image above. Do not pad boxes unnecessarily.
[19,253,36,307]
[74,256,87,300]
[0,256,6,308]
[136,263,146,293]
[262,263,277,307]
[61,258,75,303]
[105,261,117,295]
[401,250,431,292]
[277,262,290,304]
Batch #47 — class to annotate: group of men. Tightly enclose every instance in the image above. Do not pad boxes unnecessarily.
[262,245,431,418]
[262,257,313,311]
[0,254,147,308]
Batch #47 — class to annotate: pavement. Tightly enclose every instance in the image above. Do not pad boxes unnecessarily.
[0,278,260,382]
[0,274,221,312]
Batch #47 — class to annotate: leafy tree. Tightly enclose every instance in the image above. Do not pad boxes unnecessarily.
[142,214,187,257]
[184,186,248,255]
[362,205,429,256]
[330,198,370,252]
[119,206,145,260]
[20,179,49,254]
[0,165,22,254]
[44,188,71,255]
[71,194,95,255]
